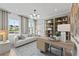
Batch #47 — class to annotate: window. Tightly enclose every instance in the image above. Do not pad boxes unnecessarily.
[28,19,35,34]
[8,19,20,34]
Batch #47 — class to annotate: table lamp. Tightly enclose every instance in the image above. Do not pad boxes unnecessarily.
[0,30,7,42]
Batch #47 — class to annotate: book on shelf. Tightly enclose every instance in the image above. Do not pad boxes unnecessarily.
[47,28,52,30]
[47,20,52,23]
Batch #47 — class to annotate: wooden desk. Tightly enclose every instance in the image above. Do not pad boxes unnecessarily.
[37,37,75,56]
[0,30,7,42]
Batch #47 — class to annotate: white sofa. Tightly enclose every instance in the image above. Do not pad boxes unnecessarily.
[14,34,37,47]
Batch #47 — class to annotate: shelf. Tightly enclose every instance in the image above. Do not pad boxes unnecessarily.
[46,25,53,27]
[46,30,53,31]
[63,20,68,22]
[47,33,53,34]
[46,16,70,40]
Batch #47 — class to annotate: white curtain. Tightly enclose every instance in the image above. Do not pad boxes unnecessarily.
[0,10,2,30]
[21,16,28,34]
[28,19,36,34]
[0,10,8,40]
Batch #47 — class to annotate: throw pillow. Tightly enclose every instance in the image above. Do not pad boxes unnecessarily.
[28,34,32,37]
[18,35,25,40]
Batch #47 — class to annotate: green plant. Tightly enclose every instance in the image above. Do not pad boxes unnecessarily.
[55,32,61,36]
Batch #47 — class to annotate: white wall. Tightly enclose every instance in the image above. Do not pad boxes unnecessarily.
[0,10,8,40]
[71,36,79,56]
[0,10,2,30]
[21,17,28,34]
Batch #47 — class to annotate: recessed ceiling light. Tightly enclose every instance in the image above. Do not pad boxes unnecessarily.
[15,9,18,11]
[54,8,58,12]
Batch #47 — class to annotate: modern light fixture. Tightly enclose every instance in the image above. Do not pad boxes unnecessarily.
[54,8,58,12]
[30,9,40,19]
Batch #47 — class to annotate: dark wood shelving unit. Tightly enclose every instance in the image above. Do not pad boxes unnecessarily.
[46,16,70,40]
[55,16,70,40]
[46,19,54,37]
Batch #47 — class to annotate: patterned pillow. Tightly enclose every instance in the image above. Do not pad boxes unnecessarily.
[28,34,32,37]
[18,35,25,40]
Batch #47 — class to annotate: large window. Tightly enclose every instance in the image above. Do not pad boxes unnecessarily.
[8,19,20,34]
[28,19,35,34]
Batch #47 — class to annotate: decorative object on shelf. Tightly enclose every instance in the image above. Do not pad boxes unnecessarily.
[48,28,52,30]
[55,32,61,40]
[53,35,57,40]
[57,20,61,22]
[46,16,70,39]
[55,32,61,36]
[48,20,51,23]
[57,24,70,42]
[46,19,53,37]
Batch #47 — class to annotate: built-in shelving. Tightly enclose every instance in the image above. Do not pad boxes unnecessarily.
[46,19,54,37]
[46,16,70,40]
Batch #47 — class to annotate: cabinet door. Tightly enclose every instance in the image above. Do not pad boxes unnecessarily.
[37,39,46,52]
[64,48,72,56]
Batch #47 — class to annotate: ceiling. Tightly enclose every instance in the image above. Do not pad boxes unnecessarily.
[0,3,72,19]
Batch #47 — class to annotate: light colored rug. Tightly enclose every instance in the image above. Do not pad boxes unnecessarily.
[9,41,46,56]
[5,41,61,56]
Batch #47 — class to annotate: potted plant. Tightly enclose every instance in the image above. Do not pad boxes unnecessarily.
[55,32,61,40]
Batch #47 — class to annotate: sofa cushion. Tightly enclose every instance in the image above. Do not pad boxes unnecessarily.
[26,37,34,40]
[18,35,25,40]
[22,34,28,38]
[14,37,36,47]
[28,34,32,37]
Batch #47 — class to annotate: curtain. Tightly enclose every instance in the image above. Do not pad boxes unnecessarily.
[34,20,37,35]
[0,10,8,41]
[2,11,8,30]
[20,16,28,34]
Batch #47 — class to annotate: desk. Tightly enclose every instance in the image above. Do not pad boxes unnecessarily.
[0,30,7,42]
[37,37,75,56]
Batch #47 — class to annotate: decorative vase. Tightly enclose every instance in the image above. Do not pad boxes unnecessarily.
[56,36,60,40]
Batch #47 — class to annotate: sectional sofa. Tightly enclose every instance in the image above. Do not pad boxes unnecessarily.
[13,34,37,47]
